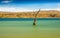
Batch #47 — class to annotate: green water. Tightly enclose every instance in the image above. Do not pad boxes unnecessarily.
[0,20,60,38]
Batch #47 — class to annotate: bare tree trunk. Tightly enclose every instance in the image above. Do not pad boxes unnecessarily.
[33,17,36,25]
[33,9,40,26]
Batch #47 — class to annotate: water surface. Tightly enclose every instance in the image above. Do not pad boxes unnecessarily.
[0,20,60,38]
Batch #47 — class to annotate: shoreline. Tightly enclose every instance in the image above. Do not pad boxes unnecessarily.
[0,18,60,21]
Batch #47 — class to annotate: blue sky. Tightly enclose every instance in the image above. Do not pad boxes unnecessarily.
[0,0,60,12]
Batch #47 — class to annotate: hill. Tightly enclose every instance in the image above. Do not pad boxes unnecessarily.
[0,10,60,18]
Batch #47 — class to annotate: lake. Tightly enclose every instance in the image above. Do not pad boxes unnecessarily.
[0,18,60,38]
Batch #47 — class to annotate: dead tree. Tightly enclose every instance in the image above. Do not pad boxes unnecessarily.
[33,9,40,26]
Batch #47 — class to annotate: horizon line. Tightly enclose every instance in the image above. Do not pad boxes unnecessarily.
[0,9,60,12]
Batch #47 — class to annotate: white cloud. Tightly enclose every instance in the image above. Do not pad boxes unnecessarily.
[41,8,60,11]
[0,7,60,12]
[0,7,37,12]
[0,3,60,12]
[1,0,12,4]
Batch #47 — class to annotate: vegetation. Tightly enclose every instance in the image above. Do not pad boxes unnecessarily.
[49,14,57,17]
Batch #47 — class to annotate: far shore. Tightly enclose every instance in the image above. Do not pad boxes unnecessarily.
[0,10,60,18]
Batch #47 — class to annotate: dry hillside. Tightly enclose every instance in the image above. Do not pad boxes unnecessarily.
[0,10,60,18]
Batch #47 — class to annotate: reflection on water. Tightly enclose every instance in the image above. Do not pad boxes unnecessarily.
[0,20,60,38]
